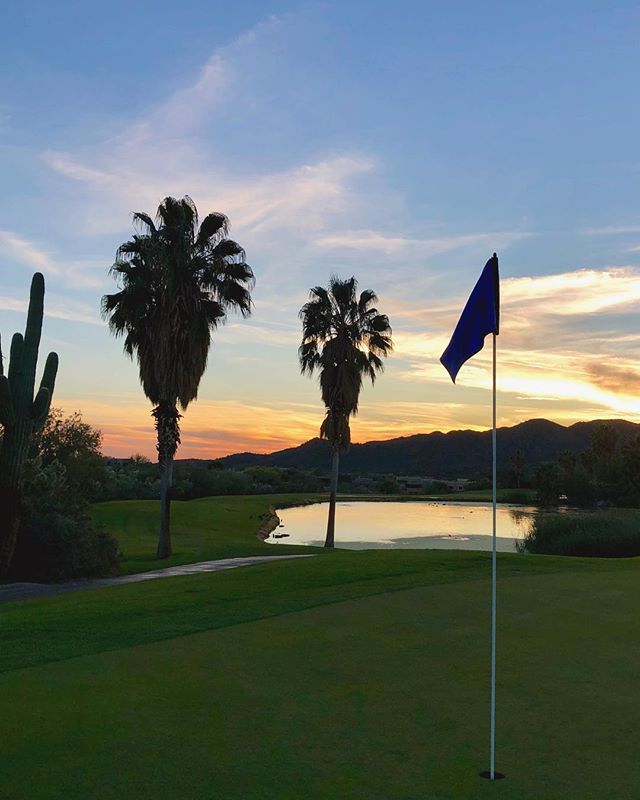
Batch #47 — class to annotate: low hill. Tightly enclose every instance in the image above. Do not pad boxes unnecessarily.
[218,418,640,478]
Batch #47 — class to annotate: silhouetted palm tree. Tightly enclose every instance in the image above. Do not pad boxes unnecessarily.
[299,276,392,548]
[510,449,526,488]
[103,196,254,558]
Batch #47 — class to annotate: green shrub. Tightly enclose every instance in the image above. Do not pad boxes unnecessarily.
[534,462,562,507]
[9,460,121,582]
[500,489,534,504]
[519,509,640,557]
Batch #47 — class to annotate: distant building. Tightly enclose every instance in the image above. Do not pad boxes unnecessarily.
[396,476,470,493]
[396,476,433,493]
[445,479,469,492]
[353,476,376,489]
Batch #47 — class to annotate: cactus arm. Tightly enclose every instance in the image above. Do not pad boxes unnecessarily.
[7,333,24,392]
[0,333,4,377]
[24,273,44,367]
[0,375,14,427]
[21,273,44,404]
[31,351,58,429]
[31,387,50,429]
[39,351,58,395]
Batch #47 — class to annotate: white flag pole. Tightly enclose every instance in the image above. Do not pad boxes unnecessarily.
[481,265,504,782]
[490,330,497,780]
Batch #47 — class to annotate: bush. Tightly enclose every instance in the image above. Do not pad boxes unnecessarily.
[519,509,640,557]
[564,464,597,507]
[32,408,106,500]
[534,462,562,507]
[375,476,400,494]
[499,489,534,504]
[9,460,121,582]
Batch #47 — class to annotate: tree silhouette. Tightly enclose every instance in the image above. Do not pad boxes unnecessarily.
[103,196,254,558]
[299,276,392,548]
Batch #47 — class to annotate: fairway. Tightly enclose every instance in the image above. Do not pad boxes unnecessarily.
[2,550,638,799]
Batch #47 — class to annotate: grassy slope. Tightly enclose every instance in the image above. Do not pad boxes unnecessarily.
[5,495,637,798]
[3,548,619,673]
[91,493,324,574]
[1,551,639,799]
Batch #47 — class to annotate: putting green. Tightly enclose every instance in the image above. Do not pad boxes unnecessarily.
[2,558,638,799]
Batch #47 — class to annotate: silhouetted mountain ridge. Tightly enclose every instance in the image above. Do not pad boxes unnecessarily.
[218,418,640,478]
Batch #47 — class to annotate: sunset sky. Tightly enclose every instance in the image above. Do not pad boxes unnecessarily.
[2,1,640,458]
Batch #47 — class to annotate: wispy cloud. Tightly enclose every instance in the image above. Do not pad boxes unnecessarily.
[0,229,105,289]
[387,266,640,424]
[582,225,640,236]
[585,361,640,395]
[44,147,375,240]
[502,268,640,314]
[314,230,529,257]
[0,293,101,325]
[41,14,376,246]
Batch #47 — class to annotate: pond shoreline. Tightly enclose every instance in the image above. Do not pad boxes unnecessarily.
[269,499,535,553]
[276,495,538,511]
[256,498,324,541]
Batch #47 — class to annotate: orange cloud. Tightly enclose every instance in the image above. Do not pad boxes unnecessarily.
[55,265,640,458]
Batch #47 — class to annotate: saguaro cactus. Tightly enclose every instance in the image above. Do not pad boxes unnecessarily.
[0,272,58,575]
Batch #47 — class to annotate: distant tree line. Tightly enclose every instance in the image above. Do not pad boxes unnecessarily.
[533,423,640,507]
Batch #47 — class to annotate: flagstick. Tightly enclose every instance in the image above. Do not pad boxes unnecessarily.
[490,331,497,780]
[480,332,504,780]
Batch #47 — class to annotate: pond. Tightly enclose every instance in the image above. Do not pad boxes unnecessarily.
[267,501,536,551]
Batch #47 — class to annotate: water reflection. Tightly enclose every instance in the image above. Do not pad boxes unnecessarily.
[509,508,532,528]
[268,501,537,552]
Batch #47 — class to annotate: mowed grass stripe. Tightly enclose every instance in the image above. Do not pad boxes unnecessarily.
[1,549,637,674]
[1,569,638,800]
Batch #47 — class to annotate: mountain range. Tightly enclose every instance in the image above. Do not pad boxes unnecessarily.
[218,419,640,478]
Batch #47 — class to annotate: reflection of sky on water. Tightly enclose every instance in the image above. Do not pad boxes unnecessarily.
[269,502,536,552]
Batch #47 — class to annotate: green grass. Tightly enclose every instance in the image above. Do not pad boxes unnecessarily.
[91,493,324,574]
[430,488,537,503]
[1,550,639,799]
[5,494,637,797]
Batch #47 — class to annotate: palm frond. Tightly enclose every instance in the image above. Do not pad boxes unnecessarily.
[197,213,229,247]
[103,195,254,413]
[299,276,392,451]
[132,212,156,235]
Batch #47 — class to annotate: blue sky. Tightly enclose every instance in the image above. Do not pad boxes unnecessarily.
[2,1,640,456]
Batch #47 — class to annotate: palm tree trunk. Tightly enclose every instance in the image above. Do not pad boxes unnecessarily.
[156,456,173,559]
[152,403,181,560]
[325,448,340,549]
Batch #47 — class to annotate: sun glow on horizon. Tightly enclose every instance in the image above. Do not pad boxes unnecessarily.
[50,265,640,459]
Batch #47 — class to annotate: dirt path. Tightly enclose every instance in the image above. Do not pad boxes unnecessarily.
[0,554,317,603]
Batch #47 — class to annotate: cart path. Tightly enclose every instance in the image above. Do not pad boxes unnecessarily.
[0,554,318,603]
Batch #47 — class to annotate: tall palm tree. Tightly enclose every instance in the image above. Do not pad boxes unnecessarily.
[102,196,254,559]
[299,276,392,548]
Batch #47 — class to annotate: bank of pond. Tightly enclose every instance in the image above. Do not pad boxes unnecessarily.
[268,500,640,558]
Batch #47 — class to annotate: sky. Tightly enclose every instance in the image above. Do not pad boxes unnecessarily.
[2,1,640,458]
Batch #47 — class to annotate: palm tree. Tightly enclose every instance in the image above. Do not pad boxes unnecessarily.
[299,276,392,548]
[102,196,254,559]
[509,449,526,488]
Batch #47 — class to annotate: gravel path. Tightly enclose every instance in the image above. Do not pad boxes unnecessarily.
[0,554,317,603]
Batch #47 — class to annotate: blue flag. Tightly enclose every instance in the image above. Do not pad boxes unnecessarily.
[440,254,500,383]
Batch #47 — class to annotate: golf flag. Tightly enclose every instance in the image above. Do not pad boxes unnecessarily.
[440,252,504,781]
[440,254,500,382]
